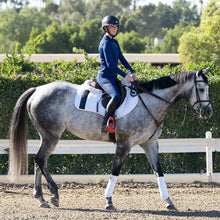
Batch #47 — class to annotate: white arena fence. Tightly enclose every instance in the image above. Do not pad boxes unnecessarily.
[0,132,219,184]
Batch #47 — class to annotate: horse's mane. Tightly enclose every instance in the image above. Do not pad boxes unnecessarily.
[136,70,208,92]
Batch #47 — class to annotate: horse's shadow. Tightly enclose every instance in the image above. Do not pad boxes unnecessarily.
[59,208,220,218]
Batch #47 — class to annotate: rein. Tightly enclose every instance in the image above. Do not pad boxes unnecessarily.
[131,74,211,138]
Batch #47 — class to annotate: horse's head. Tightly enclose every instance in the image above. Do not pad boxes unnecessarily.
[188,68,213,119]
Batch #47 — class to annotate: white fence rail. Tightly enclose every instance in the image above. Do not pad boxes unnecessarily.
[0,132,219,184]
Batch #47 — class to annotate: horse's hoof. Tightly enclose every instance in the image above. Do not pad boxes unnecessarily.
[105,204,117,211]
[51,197,59,207]
[166,204,177,211]
[39,201,50,208]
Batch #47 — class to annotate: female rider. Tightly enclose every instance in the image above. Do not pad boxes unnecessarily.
[97,15,137,133]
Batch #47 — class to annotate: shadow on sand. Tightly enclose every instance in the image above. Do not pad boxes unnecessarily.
[59,207,220,218]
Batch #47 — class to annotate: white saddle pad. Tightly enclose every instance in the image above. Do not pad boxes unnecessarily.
[75,83,138,119]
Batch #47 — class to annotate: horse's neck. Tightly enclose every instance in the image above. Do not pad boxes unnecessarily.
[140,81,192,120]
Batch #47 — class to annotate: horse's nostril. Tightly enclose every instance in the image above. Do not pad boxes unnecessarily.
[204,107,213,118]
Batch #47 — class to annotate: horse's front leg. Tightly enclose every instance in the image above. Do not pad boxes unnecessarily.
[105,141,131,210]
[140,140,177,211]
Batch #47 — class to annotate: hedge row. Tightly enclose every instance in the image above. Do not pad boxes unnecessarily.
[0,52,219,175]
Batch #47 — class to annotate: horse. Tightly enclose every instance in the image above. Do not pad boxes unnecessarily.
[8,68,213,210]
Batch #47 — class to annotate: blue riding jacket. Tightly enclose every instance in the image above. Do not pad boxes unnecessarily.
[97,34,135,104]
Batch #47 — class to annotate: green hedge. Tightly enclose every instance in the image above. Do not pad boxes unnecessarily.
[0,52,219,175]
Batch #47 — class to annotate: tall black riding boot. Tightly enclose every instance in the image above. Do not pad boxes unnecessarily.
[101,98,118,133]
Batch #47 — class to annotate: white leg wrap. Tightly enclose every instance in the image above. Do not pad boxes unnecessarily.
[105,175,118,198]
[157,176,169,200]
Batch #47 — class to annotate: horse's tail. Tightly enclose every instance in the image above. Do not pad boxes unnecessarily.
[8,87,36,182]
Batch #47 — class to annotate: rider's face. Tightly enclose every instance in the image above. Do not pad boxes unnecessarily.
[106,25,119,37]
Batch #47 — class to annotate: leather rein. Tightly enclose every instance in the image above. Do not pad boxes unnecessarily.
[130,73,211,138]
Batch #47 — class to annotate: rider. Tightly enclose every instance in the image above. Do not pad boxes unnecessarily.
[97,15,137,133]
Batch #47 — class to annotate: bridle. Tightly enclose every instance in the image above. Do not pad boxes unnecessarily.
[191,73,211,118]
[129,71,212,138]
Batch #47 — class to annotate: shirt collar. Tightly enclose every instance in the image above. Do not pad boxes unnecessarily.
[104,34,114,42]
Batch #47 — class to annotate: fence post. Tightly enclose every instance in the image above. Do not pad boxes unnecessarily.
[206,131,213,182]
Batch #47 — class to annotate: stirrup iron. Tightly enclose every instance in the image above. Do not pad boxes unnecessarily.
[106,116,115,133]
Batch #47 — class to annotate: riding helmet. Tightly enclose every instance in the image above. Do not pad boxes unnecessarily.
[102,15,122,28]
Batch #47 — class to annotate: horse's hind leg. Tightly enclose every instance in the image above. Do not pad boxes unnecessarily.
[140,141,177,210]
[34,134,60,208]
[33,163,50,208]
[105,141,131,210]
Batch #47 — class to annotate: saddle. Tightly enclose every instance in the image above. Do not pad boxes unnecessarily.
[81,78,127,110]
[76,78,139,142]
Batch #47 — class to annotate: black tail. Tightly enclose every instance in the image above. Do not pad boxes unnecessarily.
[8,87,36,182]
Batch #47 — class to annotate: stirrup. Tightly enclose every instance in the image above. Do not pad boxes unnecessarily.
[106,116,115,133]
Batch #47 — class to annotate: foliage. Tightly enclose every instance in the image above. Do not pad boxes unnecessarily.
[160,21,196,53]
[0,6,50,53]
[117,31,145,53]
[25,22,79,53]
[76,19,103,53]
[0,43,35,74]
[0,0,202,53]
[178,0,220,69]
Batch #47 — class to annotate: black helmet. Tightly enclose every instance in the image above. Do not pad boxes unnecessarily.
[102,15,121,38]
[102,15,121,28]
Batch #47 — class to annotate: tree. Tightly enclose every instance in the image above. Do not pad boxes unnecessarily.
[131,4,156,38]
[172,0,200,25]
[178,0,220,68]
[86,0,121,21]
[57,0,86,25]
[0,0,203,54]
[130,1,199,39]
[26,19,102,53]
[0,6,50,53]
[26,22,80,53]
[160,21,196,53]
[75,19,103,53]
[43,1,59,15]
[152,3,176,30]
[116,31,145,53]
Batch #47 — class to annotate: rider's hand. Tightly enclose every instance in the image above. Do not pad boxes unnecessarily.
[131,72,137,81]
[125,75,134,83]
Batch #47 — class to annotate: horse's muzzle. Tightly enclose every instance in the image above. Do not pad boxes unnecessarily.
[201,105,213,119]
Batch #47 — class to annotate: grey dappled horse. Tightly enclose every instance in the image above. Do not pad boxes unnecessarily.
[9,68,212,210]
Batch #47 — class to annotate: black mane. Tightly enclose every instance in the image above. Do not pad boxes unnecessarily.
[136,70,207,92]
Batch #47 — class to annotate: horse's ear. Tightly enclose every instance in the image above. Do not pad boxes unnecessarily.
[196,69,203,77]
[203,67,210,75]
